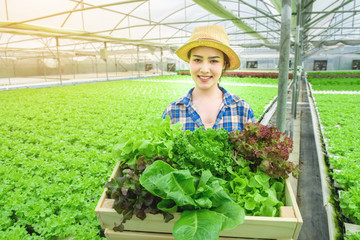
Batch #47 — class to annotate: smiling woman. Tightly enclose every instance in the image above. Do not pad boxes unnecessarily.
[162,25,255,132]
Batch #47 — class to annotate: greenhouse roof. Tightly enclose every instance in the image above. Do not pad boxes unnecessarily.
[1,0,359,60]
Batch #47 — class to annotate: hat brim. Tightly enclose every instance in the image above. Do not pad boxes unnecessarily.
[175,39,240,70]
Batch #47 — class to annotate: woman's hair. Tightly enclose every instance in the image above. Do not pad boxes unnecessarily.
[223,54,230,71]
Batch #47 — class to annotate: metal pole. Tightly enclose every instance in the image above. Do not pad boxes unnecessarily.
[56,37,63,85]
[104,42,109,80]
[42,52,47,82]
[115,55,117,77]
[137,45,140,77]
[276,0,292,133]
[73,57,76,80]
[5,0,9,20]
[290,0,302,138]
[160,47,163,76]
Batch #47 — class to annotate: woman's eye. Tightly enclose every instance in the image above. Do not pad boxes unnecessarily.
[193,59,201,62]
[210,60,219,63]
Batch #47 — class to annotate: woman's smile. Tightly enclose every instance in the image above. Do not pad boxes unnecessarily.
[198,75,213,82]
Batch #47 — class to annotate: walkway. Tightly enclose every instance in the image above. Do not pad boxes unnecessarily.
[296,79,330,240]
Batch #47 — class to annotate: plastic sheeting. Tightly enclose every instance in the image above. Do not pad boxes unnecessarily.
[0,0,359,60]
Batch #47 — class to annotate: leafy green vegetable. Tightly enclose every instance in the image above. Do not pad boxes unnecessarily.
[139,160,245,240]
[309,77,360,91]
[112,116,182,165]
[225,160,285,217]
[339,186,360,225]
[173,210,222,240]
[345,231,360,240]
[172,127,233,177]
[314,93,360,225]
[105,156,174,231]
[229,123,299,179]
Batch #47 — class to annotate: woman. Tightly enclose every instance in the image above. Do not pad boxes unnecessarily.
[162,25,255,132]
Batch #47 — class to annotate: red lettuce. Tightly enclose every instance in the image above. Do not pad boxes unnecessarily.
[105,156,173,231]
[229,123,300,179]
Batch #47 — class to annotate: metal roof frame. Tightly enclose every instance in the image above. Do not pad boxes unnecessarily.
[0,0,359,61]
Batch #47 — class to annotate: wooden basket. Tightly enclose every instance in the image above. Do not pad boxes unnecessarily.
[95,161,303,240]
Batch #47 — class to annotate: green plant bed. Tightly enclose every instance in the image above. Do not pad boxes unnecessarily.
[0,79,277,239]
[308,71,360,78]
[142,75,279,86]
[309,78,360,91]
[314,94,360,227]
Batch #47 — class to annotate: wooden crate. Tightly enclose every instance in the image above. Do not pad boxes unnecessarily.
[95,162,303,240]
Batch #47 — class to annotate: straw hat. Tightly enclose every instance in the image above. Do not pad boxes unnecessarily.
[175,25,240,70]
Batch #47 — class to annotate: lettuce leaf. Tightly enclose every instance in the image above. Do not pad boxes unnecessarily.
[140,160,245,240]
[173,210,222,240]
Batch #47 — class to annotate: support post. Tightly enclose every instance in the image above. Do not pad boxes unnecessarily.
[104,42,109,80]
[42,52,47,82]
[160,47,163,76]
[137,45,140,77]
[276,0,292,133]
[290,0,302,138]
[56,37,63,85]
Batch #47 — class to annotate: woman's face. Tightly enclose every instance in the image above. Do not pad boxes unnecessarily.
[189,46,225,91]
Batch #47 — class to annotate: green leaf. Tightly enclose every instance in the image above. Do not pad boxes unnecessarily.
[245,198,256,210]
[156,171,196,206]
[260,203,277,217]
[173,210,222,240]
[194,197,212,209]
[209,180,233,207]
[197,170,212,189]
[213,201,245,231]
[157,199,178,212]
[139,160,174,198]
[254,173,270,189]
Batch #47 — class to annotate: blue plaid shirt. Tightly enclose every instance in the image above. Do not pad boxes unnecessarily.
[162,86,255,132]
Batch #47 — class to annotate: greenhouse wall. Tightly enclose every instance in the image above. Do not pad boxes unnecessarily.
[303,55,358,71]
[0,59,175,78]
[240,57,280,70]
[303,46,360,71]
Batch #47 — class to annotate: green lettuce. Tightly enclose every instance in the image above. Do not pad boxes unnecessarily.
[225,160,285,217]
[171,127,232,178]
[112,116,182,165]
[139,160,244,240]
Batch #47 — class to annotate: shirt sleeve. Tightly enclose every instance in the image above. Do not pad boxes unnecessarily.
[161,108,168,119]
[247,106,256,123]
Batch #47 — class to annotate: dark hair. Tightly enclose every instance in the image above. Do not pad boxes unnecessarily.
[223,54,230,70]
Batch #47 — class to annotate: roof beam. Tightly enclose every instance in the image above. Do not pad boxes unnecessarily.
[3,0,148,26]
[303,0,354,29]
[193,0,271,44]
[0,21,177,49]
[305,10,358,43]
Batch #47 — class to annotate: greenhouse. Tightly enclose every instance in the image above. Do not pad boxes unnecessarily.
[1,0,359,239]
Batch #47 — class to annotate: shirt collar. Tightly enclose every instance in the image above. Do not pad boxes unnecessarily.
[175,86,240,107]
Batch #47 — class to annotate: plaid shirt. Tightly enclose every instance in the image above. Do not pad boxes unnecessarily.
[162,86,255,132]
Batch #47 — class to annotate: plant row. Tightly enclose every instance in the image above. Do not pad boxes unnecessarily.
[106,117,299,240]
[308,77,360,91]
[0,77,278,239]
[177,71,293,79]
[145,75,279,85]
[308,71,360,78]
[313,93,360,239]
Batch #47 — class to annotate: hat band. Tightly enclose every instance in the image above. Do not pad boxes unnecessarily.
[196,37,224,44]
